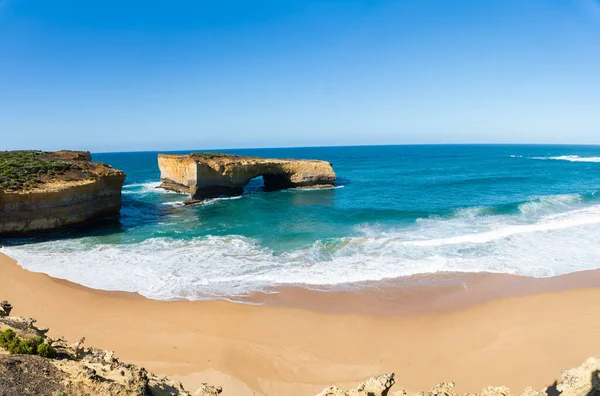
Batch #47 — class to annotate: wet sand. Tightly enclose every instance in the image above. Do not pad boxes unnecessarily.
[1,252,599,395]
[249,269,600,316]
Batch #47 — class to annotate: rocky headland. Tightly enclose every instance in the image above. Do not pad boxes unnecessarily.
[0,150,125,237]
[158,152,336,201]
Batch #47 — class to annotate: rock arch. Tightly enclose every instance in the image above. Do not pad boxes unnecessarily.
[158,153,336,200]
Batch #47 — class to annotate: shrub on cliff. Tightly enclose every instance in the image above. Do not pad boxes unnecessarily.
[18,336,43,354]
[0,150,94,191]
[0,328,17,344]
[0,328,25,353]
[190,152,240,159]
[37,342,57,358]
[0,328,56,357]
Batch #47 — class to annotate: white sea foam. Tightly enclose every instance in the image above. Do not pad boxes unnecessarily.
[161,201,185,207]
[289,185,345,191]
[161,196,244,207]
[123,182,183,195]
[453,206,490,218]
[518,194,583,215]
[404,206,600,247]
[532,155,600,163]
[123,181,160,191]
[3,202,600,300]
[202,196,244,205]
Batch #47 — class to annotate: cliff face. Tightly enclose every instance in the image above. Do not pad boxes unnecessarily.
[158,153,336,199]
[0,151,125,237]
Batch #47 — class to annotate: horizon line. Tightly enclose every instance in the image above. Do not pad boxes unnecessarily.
[89,142,600,155]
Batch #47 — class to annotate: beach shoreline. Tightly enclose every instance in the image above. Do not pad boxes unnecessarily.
[1,251,599,395]
[248,268,600,316]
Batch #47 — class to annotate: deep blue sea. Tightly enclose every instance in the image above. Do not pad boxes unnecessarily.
[3,145,600,300]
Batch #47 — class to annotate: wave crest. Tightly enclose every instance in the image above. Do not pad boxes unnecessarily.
[518,194,583,215]
[4,202,600,300]
[532,155,600,163]
[123,182,185,195]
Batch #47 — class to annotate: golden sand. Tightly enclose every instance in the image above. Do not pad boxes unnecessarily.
[1,252,599,395]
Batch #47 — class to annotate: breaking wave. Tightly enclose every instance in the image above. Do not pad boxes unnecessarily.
[517,194,584,215]
[123,182,175,195]
[3,194,600,300]
[531,155,600,163]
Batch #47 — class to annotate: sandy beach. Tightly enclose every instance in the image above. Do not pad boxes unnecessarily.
[2,0,600,393]
[1,252,599,395]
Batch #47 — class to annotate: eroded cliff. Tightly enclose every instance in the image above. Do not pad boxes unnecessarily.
[158,153,336,200]
[0,150,126,237]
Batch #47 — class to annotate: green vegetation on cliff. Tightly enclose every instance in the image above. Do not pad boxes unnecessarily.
[190,152,241,159]
[0,150,94,191]
[0,328,56,357]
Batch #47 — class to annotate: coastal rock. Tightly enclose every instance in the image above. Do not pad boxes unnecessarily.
[478,387,513,396]
[158,153,336,199]
[417,381,458,396]
[557,357,600,395]
[0,301,12,316]
[0,150,126,237]
[319,358,600,396]
[0,303,220,396]
[193,383,223,396]
[316,373,395,396]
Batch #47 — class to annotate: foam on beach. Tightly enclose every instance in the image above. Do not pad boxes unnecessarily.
[3,195,600,301]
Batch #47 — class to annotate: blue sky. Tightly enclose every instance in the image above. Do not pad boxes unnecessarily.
[1,0,599,152]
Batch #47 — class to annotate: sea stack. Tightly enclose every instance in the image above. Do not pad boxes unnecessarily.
[0,150,126,237]
[158,152,336,200]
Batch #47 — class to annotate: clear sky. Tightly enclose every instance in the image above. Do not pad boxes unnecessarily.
[1,0,599,152]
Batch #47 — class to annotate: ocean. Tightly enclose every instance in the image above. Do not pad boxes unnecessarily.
[2,144,600,301]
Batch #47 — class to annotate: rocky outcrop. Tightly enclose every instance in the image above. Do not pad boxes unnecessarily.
[317,361,600,396]
[316,373,396,396]
[158,153,336,200]
[0,151,125,237]
[557,357,600,396]
[0,302,221,396]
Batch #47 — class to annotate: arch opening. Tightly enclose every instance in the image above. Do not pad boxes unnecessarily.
[263,173,294,191]
[244,175,266,194]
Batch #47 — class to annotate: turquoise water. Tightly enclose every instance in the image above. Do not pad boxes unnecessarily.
[3,145,600,300]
